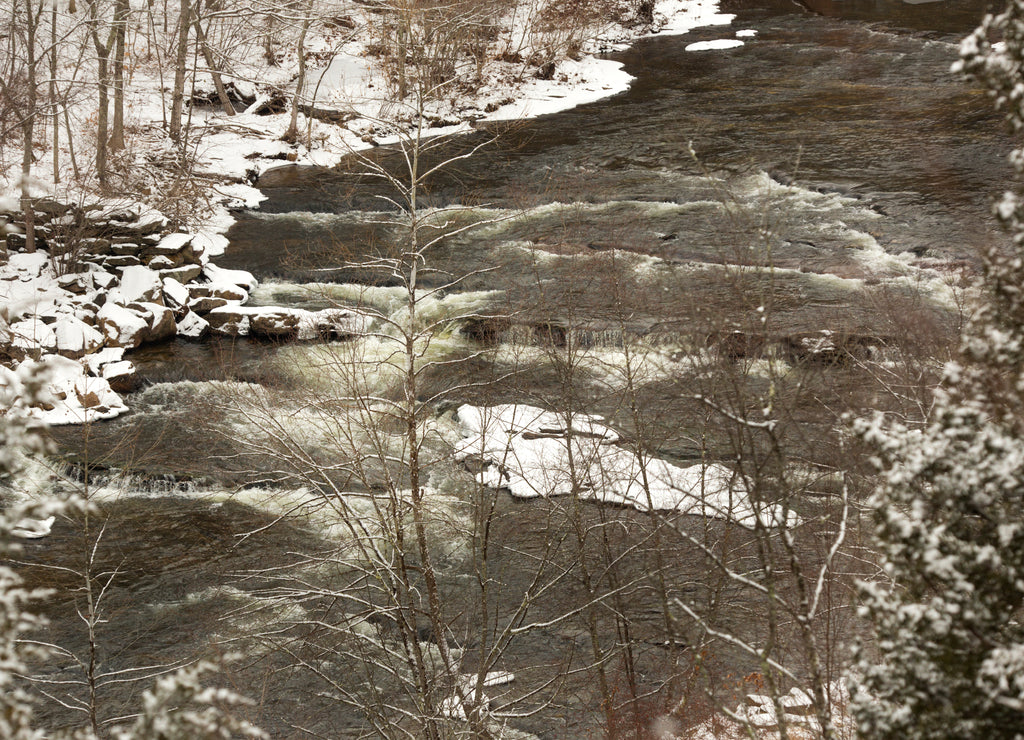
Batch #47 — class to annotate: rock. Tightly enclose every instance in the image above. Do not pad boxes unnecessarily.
[101,360,140,393]
[206,305,250,336]
[5,232,48,252]
[79,237,112,256]
[115,265,164,304]
[188,295,230,314]
[187,281,248,303]
[133,301,176,343]
[147,255,176,270]
[249,309,302,339]
[10,317,57,353]
[90,270,118,290]
[96,302,149,348]
[54,316,105,358]
[57,272,92,294]
[31,198,72,219]
[33,354,128,424]
[782,688,815,716]
[83,346,125,376]
[111,242,141,255]
[159,264,202,284]
[141,233,198,268]
[101,254,143,269]
[315,308,367,339]
[202,263,257,292]
[176,311,210,340]
[161,277,191,314]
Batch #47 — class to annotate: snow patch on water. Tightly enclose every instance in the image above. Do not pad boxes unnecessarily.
[453,404,797,528]
[686,39,744,52]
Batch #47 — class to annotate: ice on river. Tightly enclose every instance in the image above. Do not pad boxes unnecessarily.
[453,404,796,528]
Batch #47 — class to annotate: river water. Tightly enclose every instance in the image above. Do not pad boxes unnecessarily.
[32,1,1011,736]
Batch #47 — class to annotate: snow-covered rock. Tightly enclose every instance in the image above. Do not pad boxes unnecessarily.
[161,276,191,313]
[54,315,105,358]
[202,263,257,292]
[453,404,797,528]
[26,354,128,424]
[134,301,177,343]
[10,317,57,353]
[96,302,150,348]
[100,359,139,393]
[83,347,125,376]
[113,264,164,304]
[176,310,210,340]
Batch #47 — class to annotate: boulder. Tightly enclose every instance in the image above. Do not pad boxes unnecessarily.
[249,309,302,339]
[315,308,367,340]
[101,360,140,393]
[187,280,248,303]
[133,301,177,343]
[176,310,210,340]
[115,265,164,304]
[161,277,191,314]
[96,302,149,348]
[188,295,230,314]
[10,317,57,353]
[159,264,202,284]
[206,305,250,336]
[102,254,143,269]
[202,263,257,292]
[147,255,176,270]
[54,316,105,358]
[83,346,125,376]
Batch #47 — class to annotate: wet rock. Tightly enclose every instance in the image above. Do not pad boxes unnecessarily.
[460,316,511,344]
[206,305,249,336]
[188,295,231,314]
[187,281,248,303]
[101,360,140,393]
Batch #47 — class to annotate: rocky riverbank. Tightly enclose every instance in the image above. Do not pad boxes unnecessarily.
[0,197,370,424]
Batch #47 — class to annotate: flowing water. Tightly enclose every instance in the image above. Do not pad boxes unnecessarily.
[28,1,1013,735]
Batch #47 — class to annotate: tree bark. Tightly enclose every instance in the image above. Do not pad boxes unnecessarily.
[109,0,129,151]
[192,10,234,116]
[169,0,190,143]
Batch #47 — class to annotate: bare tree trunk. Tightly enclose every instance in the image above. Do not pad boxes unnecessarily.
[109,0,128,151]
[50,0,59,183]
[284,7,312,142]
[192,10,233,115]
[21,0,40,253]
[169,0,190,143]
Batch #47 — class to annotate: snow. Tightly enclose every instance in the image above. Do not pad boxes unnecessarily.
[202,263,258,293]
[21,354,129,424]
[454,404,797,527]
[113,265,164,304]
[53,316,104,357]
[686,39,745,52]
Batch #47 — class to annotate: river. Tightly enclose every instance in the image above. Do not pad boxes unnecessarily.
[32,1,1009,736]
